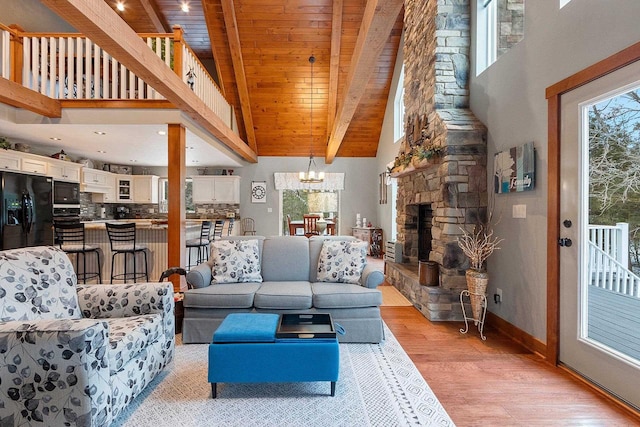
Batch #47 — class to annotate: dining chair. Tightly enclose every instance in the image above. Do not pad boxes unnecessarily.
[241,217,256,235]
[303,214,321,238]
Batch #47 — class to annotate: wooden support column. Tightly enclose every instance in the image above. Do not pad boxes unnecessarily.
[172,25,184,79]
[9,25,23,84]
[167,123,186,292]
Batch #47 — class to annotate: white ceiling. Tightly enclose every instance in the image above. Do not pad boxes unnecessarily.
[0,104,244,168]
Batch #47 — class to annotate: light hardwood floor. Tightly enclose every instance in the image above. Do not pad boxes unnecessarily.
[381,305,640,426]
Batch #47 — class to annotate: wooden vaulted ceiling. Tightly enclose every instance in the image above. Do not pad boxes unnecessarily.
[107,0,404,160]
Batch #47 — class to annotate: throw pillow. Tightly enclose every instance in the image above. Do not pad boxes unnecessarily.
[317,240,368,284]
[211,239,262,284]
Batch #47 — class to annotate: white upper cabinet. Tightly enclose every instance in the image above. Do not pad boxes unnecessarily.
[48,158,82,182]
[0,151,21,171]
[21,156,47,175]
[82,168,110,188]
[133,175,159,203]
[192,176,240,204]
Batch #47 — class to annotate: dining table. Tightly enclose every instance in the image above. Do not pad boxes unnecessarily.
[288,219,336,236]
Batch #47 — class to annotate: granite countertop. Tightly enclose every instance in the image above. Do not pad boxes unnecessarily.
[82,219,205,230]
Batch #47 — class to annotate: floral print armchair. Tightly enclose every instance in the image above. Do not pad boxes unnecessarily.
[0,246,175,427]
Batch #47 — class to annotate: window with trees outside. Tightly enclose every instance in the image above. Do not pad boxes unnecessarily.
[282,190,339,235]
[589,86,640,274]
[158,178,194,213]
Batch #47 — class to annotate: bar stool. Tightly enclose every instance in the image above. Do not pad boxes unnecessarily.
[212,220,225,239]
[227,218,235,235]
[54,222,102,283]
[186,220,212,270]
[106,222,149,283]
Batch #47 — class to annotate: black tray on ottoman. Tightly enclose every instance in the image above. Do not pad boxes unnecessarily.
[276,313,336,339]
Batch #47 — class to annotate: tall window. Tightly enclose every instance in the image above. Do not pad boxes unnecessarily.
[476,0,525,75]
[159,178,194,213]
[394,66,405,142]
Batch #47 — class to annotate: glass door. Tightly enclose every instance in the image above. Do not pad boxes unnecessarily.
[559,60,640,410]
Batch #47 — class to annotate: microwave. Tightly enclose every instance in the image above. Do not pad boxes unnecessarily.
[53,180,80,207]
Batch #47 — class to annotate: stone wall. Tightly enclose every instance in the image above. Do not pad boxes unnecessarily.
[386,0,488,319]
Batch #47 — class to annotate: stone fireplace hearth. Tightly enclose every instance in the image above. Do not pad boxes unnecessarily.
[384,0,488,321]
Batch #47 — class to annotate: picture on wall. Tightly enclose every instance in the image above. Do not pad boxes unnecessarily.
[494,141,535,193]
[251,181,267,203]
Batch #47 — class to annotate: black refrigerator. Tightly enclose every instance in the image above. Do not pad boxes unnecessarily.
[1,171,54,250]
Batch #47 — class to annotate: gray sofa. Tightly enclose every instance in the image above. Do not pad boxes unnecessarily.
[183,235,385,343]
[0,246,175,427]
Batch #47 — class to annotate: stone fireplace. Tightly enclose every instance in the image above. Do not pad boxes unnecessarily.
[384,0,488,321]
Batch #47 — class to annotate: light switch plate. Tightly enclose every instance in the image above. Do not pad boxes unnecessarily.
[512,204,526,219]
[267,208,273,213]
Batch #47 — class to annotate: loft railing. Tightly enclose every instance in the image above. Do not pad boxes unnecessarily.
[0,24,232,128]
[588,223,629,268]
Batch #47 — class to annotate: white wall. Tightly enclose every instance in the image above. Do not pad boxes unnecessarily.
[469,0,640,340]
[238,157,379,237]
[376,34,405,245]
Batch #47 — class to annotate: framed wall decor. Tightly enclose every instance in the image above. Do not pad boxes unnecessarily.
[494,141,535,193]
[251,181,267,203]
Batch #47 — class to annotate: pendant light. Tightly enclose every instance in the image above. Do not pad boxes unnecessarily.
[299,55,324,184]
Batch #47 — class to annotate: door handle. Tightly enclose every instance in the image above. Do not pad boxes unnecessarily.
[558,238,573,247]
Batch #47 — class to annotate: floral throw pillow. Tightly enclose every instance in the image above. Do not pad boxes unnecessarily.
[211,239,262,284]
[317,240,368,284]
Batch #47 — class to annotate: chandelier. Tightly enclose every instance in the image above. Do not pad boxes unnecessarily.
[299,55,324,184]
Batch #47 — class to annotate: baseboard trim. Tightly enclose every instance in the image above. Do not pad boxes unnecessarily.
[558,364,640,421]
[486,312,547,358]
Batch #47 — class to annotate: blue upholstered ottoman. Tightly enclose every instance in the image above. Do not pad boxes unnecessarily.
[208,313,340,398]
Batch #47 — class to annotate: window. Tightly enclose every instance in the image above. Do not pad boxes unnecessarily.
[282,190,339,235]
[560,0,571,8]
[476,0,525,75]
[159,178,194,213]
[394,66,405,142]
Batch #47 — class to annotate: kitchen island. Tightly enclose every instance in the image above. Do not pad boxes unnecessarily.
[79,219,214,283]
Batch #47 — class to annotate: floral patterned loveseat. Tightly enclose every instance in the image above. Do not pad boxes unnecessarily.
[0,246,175,427]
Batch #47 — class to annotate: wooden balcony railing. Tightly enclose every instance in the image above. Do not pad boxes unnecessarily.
[0,24,232,128]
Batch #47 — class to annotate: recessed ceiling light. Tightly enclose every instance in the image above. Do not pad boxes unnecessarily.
[94,131,106,135]
[158,130,167,136]
[181,2,189,12]
[116,1,125,11]
[49,137,61,141]
[97,150,106,153]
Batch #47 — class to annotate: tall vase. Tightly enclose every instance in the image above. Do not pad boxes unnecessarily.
[465,269,488,322]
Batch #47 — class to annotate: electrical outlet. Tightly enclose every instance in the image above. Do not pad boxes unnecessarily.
[494,288,503,304]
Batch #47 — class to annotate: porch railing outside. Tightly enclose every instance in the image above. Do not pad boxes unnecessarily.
[588,223,640,298]
[0,24,232,128]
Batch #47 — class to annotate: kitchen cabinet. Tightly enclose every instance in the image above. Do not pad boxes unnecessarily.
[116,176,133,203]
[352,227,383,257]
[21,156,47,175]
[133,175,159,203]
[91,173,117,203]
[0,151,21,171]
[192,176,240,204]
[48,159,81,182]
[82,168,110,187]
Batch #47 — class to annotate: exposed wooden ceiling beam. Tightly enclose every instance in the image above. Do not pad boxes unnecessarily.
[0,77,61,118]
[42,0,257,163]
[325,0,404,163]
[326,0,343,138]
[220,0,258,153]
[139,0,168,33]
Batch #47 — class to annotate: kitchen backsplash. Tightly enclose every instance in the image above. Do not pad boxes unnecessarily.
[79,193,240,220]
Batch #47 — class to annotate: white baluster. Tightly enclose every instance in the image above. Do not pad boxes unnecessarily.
[58,38,65,99]
[49,37,56,98]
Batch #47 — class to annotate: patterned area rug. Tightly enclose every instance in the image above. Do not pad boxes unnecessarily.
[112,325,454,426]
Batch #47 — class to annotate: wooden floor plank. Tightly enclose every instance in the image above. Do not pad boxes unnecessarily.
[381,306,640,425]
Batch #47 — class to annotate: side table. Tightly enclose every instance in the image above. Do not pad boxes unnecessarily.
[175,293,184,334]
